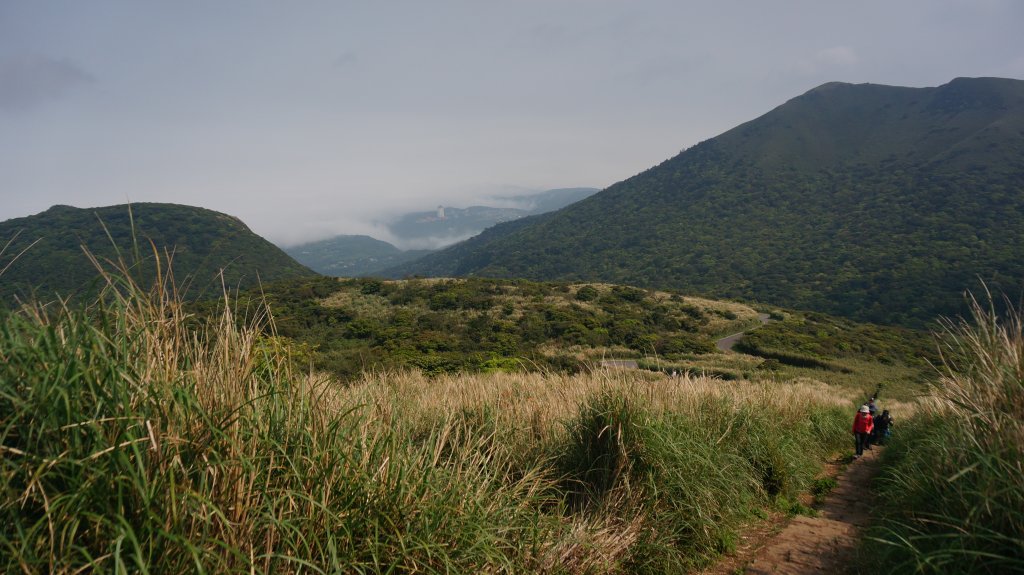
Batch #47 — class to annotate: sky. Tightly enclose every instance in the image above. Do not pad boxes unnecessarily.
[3,1,1023,247]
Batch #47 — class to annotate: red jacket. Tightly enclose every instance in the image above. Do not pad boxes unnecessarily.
[852,412,874,434]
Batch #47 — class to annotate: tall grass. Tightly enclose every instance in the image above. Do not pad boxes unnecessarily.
[865,294,1024,574]
[0,261,853,573]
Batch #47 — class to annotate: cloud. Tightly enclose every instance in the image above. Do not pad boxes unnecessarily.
[332,51,358,69]
[993,53,1024,79]
[816,46,859,67]
[0,55,94,112]
[794,46,860,75]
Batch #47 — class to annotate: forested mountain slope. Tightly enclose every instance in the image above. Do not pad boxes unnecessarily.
[0,203,315,304]
[387,77,1024,326]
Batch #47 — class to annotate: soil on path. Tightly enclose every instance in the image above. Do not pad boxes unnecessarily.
[700,447,884,575]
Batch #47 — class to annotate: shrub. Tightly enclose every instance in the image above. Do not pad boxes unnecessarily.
[575,285,599,301]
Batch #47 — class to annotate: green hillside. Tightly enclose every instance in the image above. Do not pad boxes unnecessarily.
[387,77,1024,326]
[210,276,936,395]
[0,203,315,304]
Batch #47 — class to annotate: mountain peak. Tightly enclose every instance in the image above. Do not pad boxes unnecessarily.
[805,80,855,93]
[43,204,80,214]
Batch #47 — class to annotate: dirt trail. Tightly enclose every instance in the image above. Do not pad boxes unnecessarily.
[742,447,883,574]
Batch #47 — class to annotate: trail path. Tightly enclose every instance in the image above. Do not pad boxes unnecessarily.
[699,447,883,575]
[744,447,882,574]
[716,313,772,352]
[602,313,771,370]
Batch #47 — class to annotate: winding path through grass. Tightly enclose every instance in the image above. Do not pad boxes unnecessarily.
[745,447,882,573]
[716,313,772,352]
[700,447,883,575]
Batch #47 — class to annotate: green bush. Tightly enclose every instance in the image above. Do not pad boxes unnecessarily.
[575,285,599,301]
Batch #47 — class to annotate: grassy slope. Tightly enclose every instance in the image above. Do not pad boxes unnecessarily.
[0,273,855,573]
[235,276,756,378]
[232,276,936,400]
[861,299,1024,574]
[4,255,1008,573]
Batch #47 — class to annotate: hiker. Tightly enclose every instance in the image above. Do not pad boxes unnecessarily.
[852,405,874,459]
[874,410,892,445]
[865,397,880,443]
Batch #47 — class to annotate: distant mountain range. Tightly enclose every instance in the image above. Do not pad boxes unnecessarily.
[285,187,599,276]
[0,203,315,304]
[385,77,1024,326]
[387,187,601,247]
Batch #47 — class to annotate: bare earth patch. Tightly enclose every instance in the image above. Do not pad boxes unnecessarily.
[699,447,883,575]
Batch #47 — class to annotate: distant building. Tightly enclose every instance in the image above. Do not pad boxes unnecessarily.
[437,205,446,219]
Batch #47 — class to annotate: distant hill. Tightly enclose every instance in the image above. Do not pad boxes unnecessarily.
[0,203,316,304]
[386,187,599,248]
[283,235,433,277]
[286,187,598,276]
[385,77,1024,326]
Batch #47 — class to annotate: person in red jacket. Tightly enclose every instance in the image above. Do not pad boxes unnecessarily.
[852,404,874,459]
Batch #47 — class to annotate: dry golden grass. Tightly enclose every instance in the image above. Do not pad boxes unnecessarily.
[319,287,394,315]
[1,250,894,573]
[335,368,856,450]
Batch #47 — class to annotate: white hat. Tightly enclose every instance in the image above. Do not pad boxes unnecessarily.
[859,405,870,413]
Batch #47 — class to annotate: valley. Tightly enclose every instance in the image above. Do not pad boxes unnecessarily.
[282,187,600,277]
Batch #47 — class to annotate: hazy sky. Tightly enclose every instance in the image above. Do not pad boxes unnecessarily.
[3,1,1023,246]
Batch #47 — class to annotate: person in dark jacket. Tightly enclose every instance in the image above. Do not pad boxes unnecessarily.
[852,405,874,459]
[874,410,892,444]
